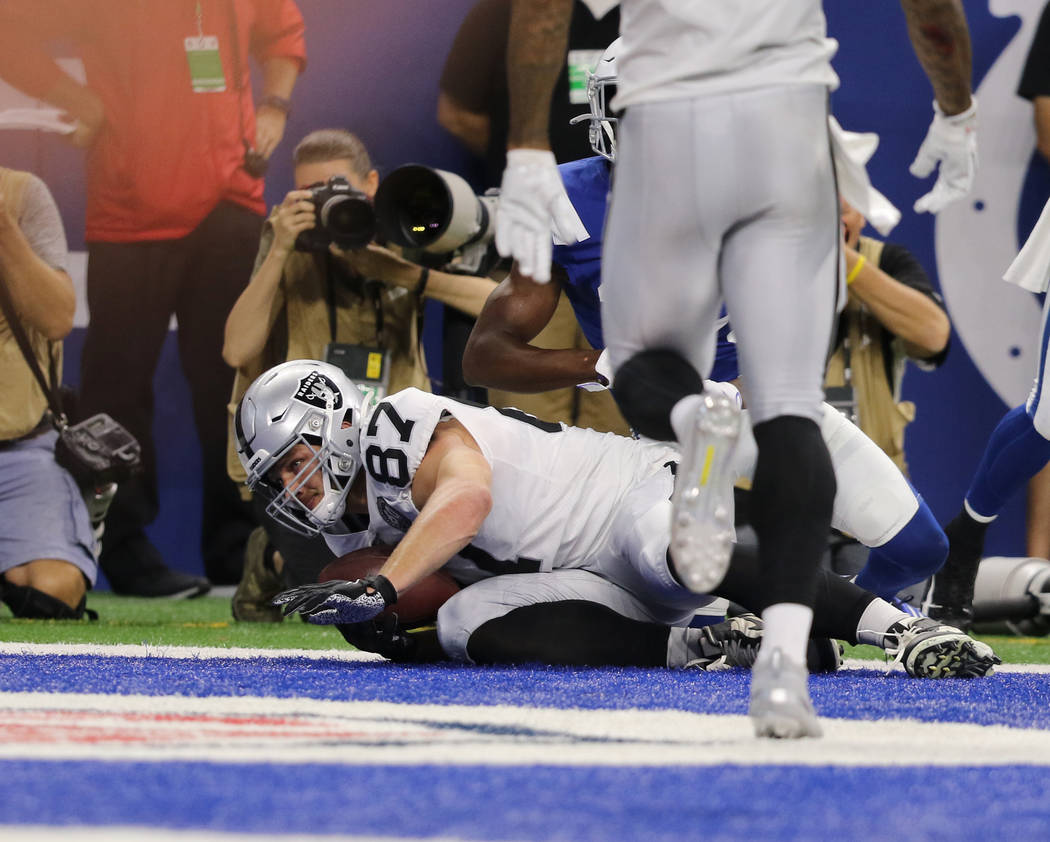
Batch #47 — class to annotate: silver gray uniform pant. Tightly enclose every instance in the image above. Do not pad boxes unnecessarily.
[437,467,715,661]
[601,83,840,425]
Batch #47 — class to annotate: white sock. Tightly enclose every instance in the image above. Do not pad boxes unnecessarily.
[756,602,813,667]
[669,393,704,444]
[855,598,910,646]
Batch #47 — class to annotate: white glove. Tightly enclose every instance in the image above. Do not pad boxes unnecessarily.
[578,349,613,392]
[909,98,978,215]
[495,149,589,283]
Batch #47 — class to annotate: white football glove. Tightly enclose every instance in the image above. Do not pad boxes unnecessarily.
[910,98,978,215]
[495,149,588,283]
[578,349,613,392]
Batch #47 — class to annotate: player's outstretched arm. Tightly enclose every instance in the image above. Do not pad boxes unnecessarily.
[900,0,976,213]
[464,263,602,391]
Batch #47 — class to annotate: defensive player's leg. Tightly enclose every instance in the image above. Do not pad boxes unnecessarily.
[730,400,944,600]
[929,293,1050,628]
[816,403,948,598]
[601,97,726,441]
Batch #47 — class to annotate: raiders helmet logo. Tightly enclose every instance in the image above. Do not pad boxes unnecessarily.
[293,371,344,410]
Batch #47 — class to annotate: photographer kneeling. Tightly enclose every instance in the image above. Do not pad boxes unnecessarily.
[222,128,495,619]
[0,167,97,619]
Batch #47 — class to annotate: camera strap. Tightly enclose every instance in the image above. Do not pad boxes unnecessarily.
[0,263,68,430]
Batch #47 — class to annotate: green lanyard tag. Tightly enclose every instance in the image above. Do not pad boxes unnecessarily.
[185,35,226,92]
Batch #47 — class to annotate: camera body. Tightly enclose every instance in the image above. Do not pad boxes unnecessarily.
[295,176,376,252]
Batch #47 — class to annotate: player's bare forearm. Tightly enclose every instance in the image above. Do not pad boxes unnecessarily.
[900,0,973,114]
[463,268,599,389]
[465,329,603,392]
[507,0,573,148]
[383,441,493,594]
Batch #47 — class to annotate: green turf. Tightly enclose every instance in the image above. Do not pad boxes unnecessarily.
[2,593,1049,664]
[0,594,348,649]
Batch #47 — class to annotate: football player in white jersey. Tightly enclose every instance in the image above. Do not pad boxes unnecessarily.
[494,0,977,738]
[235,360,998,683]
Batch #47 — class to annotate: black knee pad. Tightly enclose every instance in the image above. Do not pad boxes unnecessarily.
[1,583,90,620]
[611,349,704,441]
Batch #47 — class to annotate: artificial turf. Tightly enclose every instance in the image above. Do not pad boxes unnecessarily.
[1,592,1048,665]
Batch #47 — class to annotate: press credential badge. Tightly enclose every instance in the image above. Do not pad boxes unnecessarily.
[185,3,225,92]
[185,35,226,92]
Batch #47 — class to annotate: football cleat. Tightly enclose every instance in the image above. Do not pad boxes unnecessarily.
[749,648,822,739]
[670,392,741,594]
[883,616,1000,678]
[684,613,763,671]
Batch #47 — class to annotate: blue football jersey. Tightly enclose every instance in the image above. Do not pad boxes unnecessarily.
[552,156,739,382]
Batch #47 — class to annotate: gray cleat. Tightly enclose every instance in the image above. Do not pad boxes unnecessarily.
[883,616,1000,678]
[670,393,741,594]
[749,648,823,739]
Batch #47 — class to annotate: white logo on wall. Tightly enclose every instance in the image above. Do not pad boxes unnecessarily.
[936,0,1044,407]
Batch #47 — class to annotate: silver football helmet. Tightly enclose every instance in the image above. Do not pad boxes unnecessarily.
[235,360,366,536]
[570,38,620,161]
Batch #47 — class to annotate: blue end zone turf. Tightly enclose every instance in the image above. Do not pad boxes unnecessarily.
[2,652,1049,840]
[1,760,1048,841]
[2,653,1049,727]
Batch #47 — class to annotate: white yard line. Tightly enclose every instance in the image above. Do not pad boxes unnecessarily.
[1,690,1048,767]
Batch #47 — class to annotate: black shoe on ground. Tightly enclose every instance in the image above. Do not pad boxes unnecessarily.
[923,510,989,633]
[102,534,211,599]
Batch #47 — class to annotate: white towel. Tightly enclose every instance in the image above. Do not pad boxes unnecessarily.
[828,116,901,237]
[1004,196,1050,293]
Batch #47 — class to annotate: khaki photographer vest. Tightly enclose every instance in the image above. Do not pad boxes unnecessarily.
[823,237,916,475]
[226,216,429,488]
[0,167,62,441]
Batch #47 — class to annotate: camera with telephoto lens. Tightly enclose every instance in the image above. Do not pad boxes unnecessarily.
[295,176,377,252]
[374,164,498,255]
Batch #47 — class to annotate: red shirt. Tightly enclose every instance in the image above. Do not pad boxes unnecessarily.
[0,0,306,242]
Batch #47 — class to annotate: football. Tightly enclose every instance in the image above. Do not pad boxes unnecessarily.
[318,543,460,628]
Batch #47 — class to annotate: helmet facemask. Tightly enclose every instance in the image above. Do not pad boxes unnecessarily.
[570,39,620,162]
